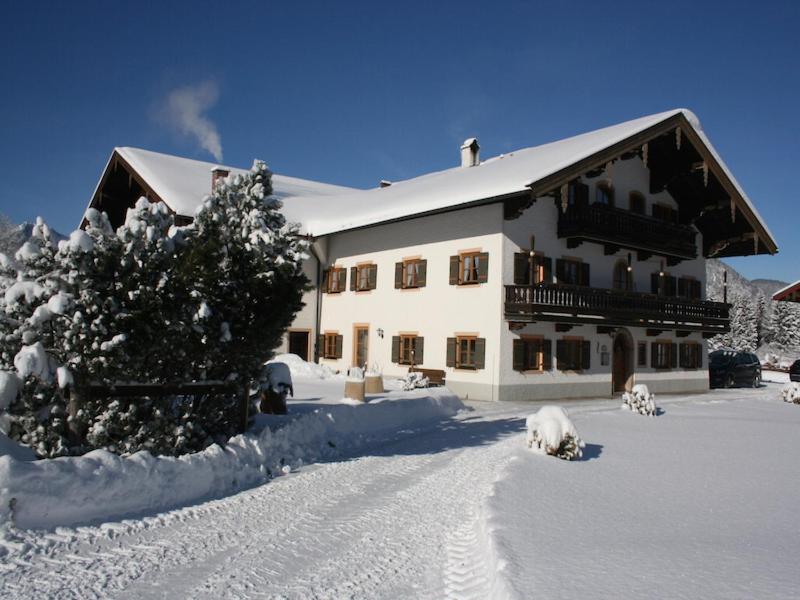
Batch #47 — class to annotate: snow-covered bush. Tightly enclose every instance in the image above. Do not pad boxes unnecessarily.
[621,384,657,417]
[781,382,800,404]
[525,405,585,460]
[402,371,430,391]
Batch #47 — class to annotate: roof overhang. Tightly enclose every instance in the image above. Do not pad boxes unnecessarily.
[773,280,800,303]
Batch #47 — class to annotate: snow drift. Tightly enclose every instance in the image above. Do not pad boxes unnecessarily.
[0,389,463,530]
[525,405,585,460]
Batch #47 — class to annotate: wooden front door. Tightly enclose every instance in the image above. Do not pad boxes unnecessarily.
[288,331,309,361]
[354,326,369,368]
[612,334,631,393]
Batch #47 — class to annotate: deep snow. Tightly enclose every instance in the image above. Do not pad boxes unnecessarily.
[0,371,798,599]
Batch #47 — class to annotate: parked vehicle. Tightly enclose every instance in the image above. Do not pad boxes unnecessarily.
[790,360,800,383]
[709,350,761,388]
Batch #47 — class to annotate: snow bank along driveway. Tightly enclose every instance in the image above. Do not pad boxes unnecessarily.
[2,378,799,599]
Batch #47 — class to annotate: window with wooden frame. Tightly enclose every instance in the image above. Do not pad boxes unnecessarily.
[446,336,486,370]
[637,341,647,367]
[512,337,552,372]
[629,191,646,215]
[652,203,678,224]
[394,259,427,289]
[556,338,591,371]
[612,260,633,291]
[323,267,347,294]
[350,263,377,291]
[595,182,614,207]
[677,277,702,300]
[513,252,552,285]
[391,335,424,365]
[449,252,489,286]
[318,332,343,359]
[556,258,590,286]
[679,342,703,369]
[651,340,677,369]
[567,180,589,207]
[650,272,677,296]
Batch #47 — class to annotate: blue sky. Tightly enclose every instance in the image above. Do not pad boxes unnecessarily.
[0,0,797,281]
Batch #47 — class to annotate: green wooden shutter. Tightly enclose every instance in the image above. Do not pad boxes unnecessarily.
[474,338,486,369]
[317,335,325,359]
[678,278,688,298]
[581,340,591,370]
[322,270,329,293]
[391,336,400,363]
[670,343,678,368]
[335,335,343,359]
[542,257,552,284]
[415,336,424,365]
[338,269,347,292]
[350,267,357,291]
[679,343,687,368]
[449,256,460,285]
[368,264,377,290]
[666,276,677,297]
[417,260,427,287]
[542,339,552,370]
[556,340,566,370]
[651,273,660,294]
[477,253,489,284]
[394,262,403,288]
[512,339,524,371]
[555,259,566,284]
[446,337,456,367]
[698,347,703,369]
[580,263,590,287]
[575,182,589,207]
[513,253,529,285]
[651,342,658,368]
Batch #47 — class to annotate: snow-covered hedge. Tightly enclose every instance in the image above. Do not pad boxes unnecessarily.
[621,384,657,417]
[525,405,585,460]
[781,382,800,404]
[0,390,464,529]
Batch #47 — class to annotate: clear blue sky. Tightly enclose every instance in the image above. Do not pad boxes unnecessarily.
[0,0,797,281]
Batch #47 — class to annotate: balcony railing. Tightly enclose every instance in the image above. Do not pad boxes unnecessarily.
[557,203,697,259]
[505,284,729,333]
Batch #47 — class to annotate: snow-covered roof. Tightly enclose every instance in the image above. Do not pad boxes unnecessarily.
[94,109,776,252]
[773,280,800,302]
[110,147,359,218]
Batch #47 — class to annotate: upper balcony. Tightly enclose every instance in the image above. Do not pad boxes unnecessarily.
[505,283,729,334]
[557,203,697,261]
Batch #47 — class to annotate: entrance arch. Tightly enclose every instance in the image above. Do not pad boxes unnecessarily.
[612,328,634,393]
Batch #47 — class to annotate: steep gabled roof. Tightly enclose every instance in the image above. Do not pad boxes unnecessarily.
[87,108,777,257]
[773,280,800,303]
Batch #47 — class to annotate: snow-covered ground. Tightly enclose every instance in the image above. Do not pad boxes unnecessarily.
[1,366,799,599]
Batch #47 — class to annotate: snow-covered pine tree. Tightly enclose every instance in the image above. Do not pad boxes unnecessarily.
[773,300,800,351]
[178,160,309,385]
[755,293,766,347]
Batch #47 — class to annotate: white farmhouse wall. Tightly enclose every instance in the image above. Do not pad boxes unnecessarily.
[276,256,319,360]
[318,204,505,401]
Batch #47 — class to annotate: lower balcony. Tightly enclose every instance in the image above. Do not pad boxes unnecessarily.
[505,284,730,334]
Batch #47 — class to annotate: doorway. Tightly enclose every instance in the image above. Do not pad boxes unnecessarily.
[612,329,634,393]
[353,325,369,368]
[288,330,310,361]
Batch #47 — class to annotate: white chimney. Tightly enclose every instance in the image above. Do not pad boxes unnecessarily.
[460,138,480,168]
[211,166,230,192]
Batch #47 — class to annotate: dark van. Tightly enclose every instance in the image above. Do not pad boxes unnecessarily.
[709,350,761,388]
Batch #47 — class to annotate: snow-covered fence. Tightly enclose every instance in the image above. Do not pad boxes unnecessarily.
[525,406,585,460]
[621,384,657,417]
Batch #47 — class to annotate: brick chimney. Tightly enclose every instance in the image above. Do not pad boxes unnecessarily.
[211,166,230,192]
[460,138,480,168]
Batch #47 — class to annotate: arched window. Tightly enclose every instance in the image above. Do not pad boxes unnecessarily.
[613,260,632,291]
[629,191,645,214]
[595,182,614,206]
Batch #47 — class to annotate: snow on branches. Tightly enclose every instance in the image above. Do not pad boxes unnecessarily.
[525,405,585,460]
[781,382,800,404]
[621,384,658,417]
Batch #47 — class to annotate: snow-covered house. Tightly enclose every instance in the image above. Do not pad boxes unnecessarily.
[773,280,800,303]
[85,109,777,401]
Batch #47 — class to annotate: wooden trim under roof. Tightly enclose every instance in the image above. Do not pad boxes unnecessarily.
[773,280,800,303]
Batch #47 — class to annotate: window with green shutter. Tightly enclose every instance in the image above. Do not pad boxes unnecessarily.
[450,252,489,285]
[512,337,551,371]
[556,338,589,371]
[322,332,342,359]
[354,264,377,291]
[396,259,427,289]
[325,267,347,293]
[453,336,485,369]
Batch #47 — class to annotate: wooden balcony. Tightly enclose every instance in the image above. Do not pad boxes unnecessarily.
[557,203,697,260]
[505,284,730,334]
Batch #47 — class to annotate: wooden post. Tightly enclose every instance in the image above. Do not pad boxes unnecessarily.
[723,270,728,304]
[241,382,250,433]
[66,385,85,445]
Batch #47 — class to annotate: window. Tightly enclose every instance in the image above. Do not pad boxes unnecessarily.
[567,181,589,207]
[556,338,590,371]
[651,341,677,369]
[637,342,647,367]
[324,267,346,293]
[392,335,424,365]
[556,258,589,286]
[449,252,489,285]
[679,343,703,369]
[651,272,677,296]
[678,277,702,300]
[395,259,427,289]
[446,336,486,369]
[652,203,678,223]
[319,332,343,359]
[613,260,633,291]
[513,337,551,371]
[350,264,377,291]
[513,253,551,285]
[629,192,645,214]
[595,182,614,207]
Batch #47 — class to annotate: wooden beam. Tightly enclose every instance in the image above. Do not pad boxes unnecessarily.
[604,244,620,256]
[597,326,616,334]
[676,330,691,338]
[646,329,664,336]
[555,323,574,332]
[637,251,653,261]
